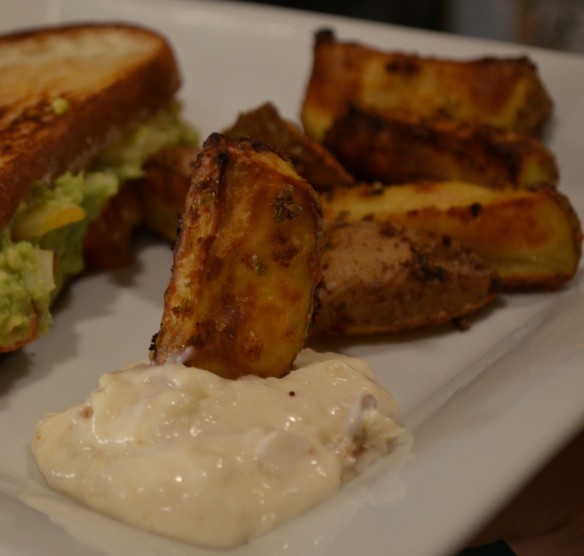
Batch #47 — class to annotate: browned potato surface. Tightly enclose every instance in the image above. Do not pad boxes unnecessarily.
[224,102,355,190]
[135,145,501,336]
[301,29,553,141]
[150,133,322,379]
[321,181,582,291]
[312,220,500,336]
[84,147,197,269]
[139,145,198,241]
[324,105,558,189]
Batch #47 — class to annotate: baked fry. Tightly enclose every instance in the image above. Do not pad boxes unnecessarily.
[138,145,199,241]
[301,29,553,141]
[312,220,500,336]
[136,145,501,335]
[224,102,355,190]
[320,181,582,291]
[151,133,322,379]
[323,105,558,189]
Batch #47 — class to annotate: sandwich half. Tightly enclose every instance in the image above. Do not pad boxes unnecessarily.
[0,22,198,353]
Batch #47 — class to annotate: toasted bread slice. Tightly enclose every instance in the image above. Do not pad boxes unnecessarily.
[301,29,553,141]
[0,23,184,354]
[0,22,181,230]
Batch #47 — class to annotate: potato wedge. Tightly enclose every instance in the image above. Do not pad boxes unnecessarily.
[150,133,322,379]
[302,29,553,140]
[323,105,558,189]
[320,181,582,291]
[311,220,500,336]
[224,102,355,190]
[138,145,198,241]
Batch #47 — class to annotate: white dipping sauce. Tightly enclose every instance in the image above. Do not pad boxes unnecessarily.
[32,349,405,548]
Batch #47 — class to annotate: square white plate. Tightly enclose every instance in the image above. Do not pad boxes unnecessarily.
[1,1,583,555]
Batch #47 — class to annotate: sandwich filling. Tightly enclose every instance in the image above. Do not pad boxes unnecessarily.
[0,103,198,352]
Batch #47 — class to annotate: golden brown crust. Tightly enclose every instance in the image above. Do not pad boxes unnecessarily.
[138,145,199,241]
[311,221,500,336]
[224,102,356,190]
[133,145,501,336]
[151,134,322,379]
[321,181,582,291]
[301,29,553,141]
[0,23,181,230]
[323,105,558,188]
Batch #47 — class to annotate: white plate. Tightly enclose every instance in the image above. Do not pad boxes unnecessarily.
[1,1,584,555]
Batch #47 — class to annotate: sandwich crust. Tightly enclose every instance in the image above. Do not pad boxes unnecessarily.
[0,23,181,230]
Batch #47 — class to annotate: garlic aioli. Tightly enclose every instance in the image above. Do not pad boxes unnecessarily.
[32,349,404,548]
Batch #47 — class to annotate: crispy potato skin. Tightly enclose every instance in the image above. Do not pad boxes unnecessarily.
[135,146,501,336]
[85,147,199,268]
[151,133,322,379]
[321,181,582,291]
[324,105,558,189]
[301,29,553,141]
[138,145,198,241]
[312,221,500,336]
[224,102,355,190]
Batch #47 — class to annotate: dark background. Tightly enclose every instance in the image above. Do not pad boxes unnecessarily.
[251,0,448,30]
[248,0,584,53]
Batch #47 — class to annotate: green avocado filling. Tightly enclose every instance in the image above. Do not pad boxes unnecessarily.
[0,102,198,351]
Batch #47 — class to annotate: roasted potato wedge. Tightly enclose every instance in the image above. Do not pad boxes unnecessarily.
[312,220,501,336]
[138,145,198,241]
[224,102,355,190]
[321,181,582,291]
[136,144,501,335]
[81,146,198,269]
[324,105,558,189]
[151,133,322,379]
[302,29,553,141]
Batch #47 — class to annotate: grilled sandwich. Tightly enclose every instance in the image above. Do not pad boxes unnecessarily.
[0,22,198,353]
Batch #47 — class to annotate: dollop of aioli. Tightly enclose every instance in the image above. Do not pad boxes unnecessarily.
[32,349,404,548]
